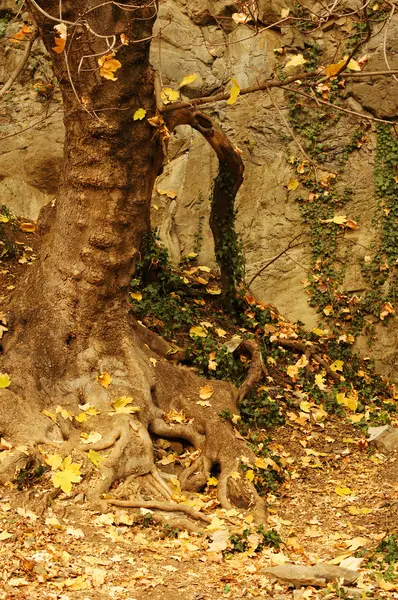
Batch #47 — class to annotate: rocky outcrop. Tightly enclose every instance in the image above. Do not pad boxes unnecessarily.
[1,0,398,379]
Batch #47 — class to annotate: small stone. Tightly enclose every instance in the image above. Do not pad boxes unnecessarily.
[263,563,359,588]
[368,425,398,452]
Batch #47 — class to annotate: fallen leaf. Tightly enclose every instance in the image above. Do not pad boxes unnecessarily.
[335,485,353,496]
[161,87,180,104]
[88,449,104,467]
[52,457,82,493]
[226,78,240,105]
[245,469,254,482]
[287,179,299,191]
[179,73,197,87]
[133,108,146,121]
[98,53,122,81]
[190,325,209,339]
[0,373,11,388]
[232,12,251,24]
[285,54,307,68]
[315,373,326,390]
[97,372,112,388]
[330,359,344,373]
[112,397,141,414]
[199,385,214,400]
[19,222,36,233]
[130,291,142,301]
[52,23,67,53]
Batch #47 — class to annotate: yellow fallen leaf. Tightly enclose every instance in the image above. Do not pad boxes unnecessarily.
[287,179,299,191]
[312,327,329,337]
[161,87,180,104]
[130,291,142,301]
[52,23,67,54]
[335,485,353,496]
[348,506,372,515]
[98,53,121,81]
[300,400,312,413]
[190,325,207,338]
[75,412,88,423]
[45,454,63,471]
[52,457,82,493]
[245,469,254,482]
[87,449,104,467]
[215,328,226,337]
[226,77,240,105]
[285,54,307,68]
[179,73,197,88]
[199,385,214,400]
[0,373,11,388]
[207,476,218,486]
[19,222,36,233]
[97,372,112,388]
[0,531,13,540]
[287,364,299,379]
[315,373,326,390]
[133,108,146,121]
[112,397,141,414]
[330,359,344,373]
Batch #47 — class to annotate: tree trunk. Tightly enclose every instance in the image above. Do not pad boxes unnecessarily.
[0,0,266,523]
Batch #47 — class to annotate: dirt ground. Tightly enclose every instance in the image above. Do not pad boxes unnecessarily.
[1,229,398,600]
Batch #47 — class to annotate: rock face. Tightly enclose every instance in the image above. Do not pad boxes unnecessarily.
[1,0,398,379]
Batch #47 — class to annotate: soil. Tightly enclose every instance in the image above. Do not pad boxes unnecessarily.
[0,236,397,600]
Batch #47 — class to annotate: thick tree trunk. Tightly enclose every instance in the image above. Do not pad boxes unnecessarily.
[0,0,266,523]
[5,0,162,379]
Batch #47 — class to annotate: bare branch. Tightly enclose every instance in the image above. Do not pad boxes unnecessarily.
[0,29,39,101]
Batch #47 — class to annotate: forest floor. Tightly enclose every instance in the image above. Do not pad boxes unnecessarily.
[0,222,398,600]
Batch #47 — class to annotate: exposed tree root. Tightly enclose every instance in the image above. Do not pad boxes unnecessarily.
[0,317,269,525]
[104,499,212,524]
[237,339,268,404]
[274,339,342,382]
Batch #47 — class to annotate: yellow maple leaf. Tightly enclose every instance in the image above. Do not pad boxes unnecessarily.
[287,364,299,379]
[245,469,254,482]
[75,412,88,423]
[133,108,146,121]
[179,73,197,88]
[207,476,218,486]
[300,400,312,413]
[199,385,214,400]
[112,397,141,414]
[335,485,353,496]
[330,359,344,373]
[45,454,63,471]
[315,373,326,390]
[52,457,82,493]
[226,78,240,105]
[87,449,104,467]
[161,87,180,104]
[130,291,142,302]
[0,373,11,388]
[190,325,207,338]
[98,53,122,81]
[287,179,299,191]
[285,54,307,68]
[97,372,112,388]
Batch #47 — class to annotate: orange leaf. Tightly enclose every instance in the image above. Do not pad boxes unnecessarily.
[53,37,66,54]
[19,222,36,233]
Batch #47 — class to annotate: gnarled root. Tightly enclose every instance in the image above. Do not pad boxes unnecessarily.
[237,339,268,404]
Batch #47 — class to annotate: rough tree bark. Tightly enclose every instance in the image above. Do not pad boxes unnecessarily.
[0,0,266,523]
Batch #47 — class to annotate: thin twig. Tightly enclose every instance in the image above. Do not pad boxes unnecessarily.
[383,4,398,84]
[267,87,318,174]
[0,29,39,100]
[247,234,307,288]
[284,86,396,124]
